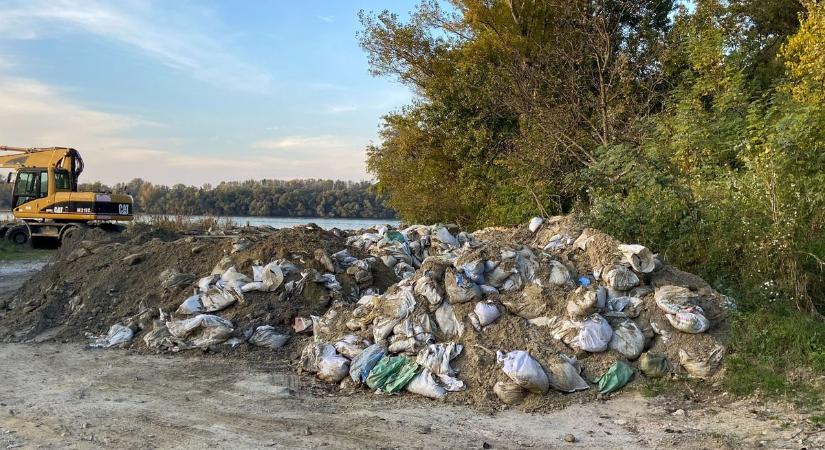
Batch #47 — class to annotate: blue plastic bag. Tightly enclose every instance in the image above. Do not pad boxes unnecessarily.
[349,343,386,384]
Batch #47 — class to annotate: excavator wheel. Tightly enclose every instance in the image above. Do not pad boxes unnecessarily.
[6,225,31,246]
[59,224,86,247]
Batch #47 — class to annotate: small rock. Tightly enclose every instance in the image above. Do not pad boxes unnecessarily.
[122,253,144,265]
[304,427,311,436]
[671,409,685,417]
[564,434,576,443]
[482,442,492,449]
[613,419,627,426]
[81,422,90,429]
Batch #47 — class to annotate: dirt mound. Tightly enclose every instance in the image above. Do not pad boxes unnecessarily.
[0,216,732,410]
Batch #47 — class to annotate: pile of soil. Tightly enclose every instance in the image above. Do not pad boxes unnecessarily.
[0,216,731,410]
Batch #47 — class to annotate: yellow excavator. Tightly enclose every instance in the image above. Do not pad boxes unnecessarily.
[0,146,133,245]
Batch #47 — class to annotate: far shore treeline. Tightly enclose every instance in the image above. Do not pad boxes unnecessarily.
[0,178,396,219]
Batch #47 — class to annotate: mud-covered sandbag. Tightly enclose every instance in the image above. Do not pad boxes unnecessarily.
[414,276,443,308]
[605,266,640,291]
[334,335,366,359]
[89,324,134,348]
[406,369,447,399]
[347,260,373,286]
[608,320,646,360]
[200,286,243,312]
[666,307,710,333]
[318,354,350,383]
[416,342,463,376]
[503,284,547,319]
[497,350,550,394]
[575,314,613,352]
[166,314,234,347]
[366,355,420,393]
[548,260,571,286]
[143,319,175,349]
[655,285,699,314]
[434,227,459,248]
[485,260,516,288]
[445,269,482,304]
[545,356,590,393]
[494,380,529,404]
[597,361,634,394]
[469,301,500,330]
[248,325,290,349]
[300,342,336,373]
[176,294,204,315]
[617,244,655,273]
[349,343,386,384]
[679,345,724,379]
[639,352,671,378]
[566,288,598,319]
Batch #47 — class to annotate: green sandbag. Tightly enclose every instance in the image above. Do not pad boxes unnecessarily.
[366,355,420,393]
[385,231,406,243]
[639,353,670,378]
[598,361,635,394]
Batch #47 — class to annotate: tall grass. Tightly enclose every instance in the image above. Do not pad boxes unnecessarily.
[143,215,237,233]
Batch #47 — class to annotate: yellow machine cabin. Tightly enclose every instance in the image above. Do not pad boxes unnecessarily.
[0,146,133,245]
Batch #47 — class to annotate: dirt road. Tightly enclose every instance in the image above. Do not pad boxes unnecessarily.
[0,343,819,449]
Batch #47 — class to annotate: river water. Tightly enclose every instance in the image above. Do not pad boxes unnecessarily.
[0,211,398,231]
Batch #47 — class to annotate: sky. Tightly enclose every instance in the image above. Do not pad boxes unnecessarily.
[0,0,415,186]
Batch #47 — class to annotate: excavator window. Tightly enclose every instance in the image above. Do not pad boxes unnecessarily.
[39,171,48,197]
[12,171,38,207]
[55,169,72,191]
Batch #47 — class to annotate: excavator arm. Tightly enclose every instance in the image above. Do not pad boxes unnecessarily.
[0,146,84,181]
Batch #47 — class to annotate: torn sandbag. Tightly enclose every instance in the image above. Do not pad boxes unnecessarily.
[608,320,646,360]
[200,286,243,312]
[679,345,724,379]
[639,352,671,378]
[166,314,234,348]
[176,294,204,315]
[88,324,134,349]
[497,350,550,394]
[334,335,367,359]
[545,355,590,393]
[597,361,634,394]
[261,261,285,292]
[494,380,528,404]
[503,284,547,319]
[566,288,598,319]
[197,274,220,293]
[655,285,700,314]
[617,244,655,273]
[248,325,290,349]
[529,316,580,346]
[416,342,463,376]
[469,301,500,331]
[366,355,420,393]
[575,314,613,352]
[349,343,386,384]
[221,266,251,284]
[414,276,443,309]
[445,269,482,304]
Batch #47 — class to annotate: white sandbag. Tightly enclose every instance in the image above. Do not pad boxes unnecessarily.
[469,301,500,331]
[545,357,590,393]
[248,325,290,349]
[89,324,134,348]
[261,261,285,292]
[617,244,655,273]
[479,284,499,295]
[461,260,486,285]
[166,314,234,347]
[435,302,464,337]
[575,314,613,352]
[373,316,402,342]
[497,350,550,394]
[485,262,515,288]
[241,281,265,293]
[221,266,250,284]
[494,380,528,404]
[667,307,710,333]
[406,369,447,399]
[176,294,204,315]
[528,217,544,233]
[317,354,350,383]
[197,274,220,292]
[608,320,646,359]
[679,345,725,379]
[414,276,443,308]
[436,373,465,391]
[435,226,459,247]
[548,261,571,286]
[655,285,699,314]
[252,265,264,282]
[445,269,482,304]
[605,266,640,291]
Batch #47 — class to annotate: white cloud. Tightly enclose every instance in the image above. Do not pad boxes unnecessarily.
[0,0,271,92]
[326,104,358,114]
[318,16,335,23]
[0,76,370,185]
